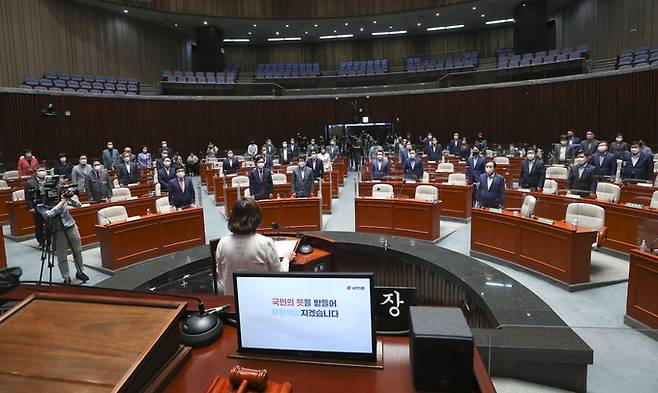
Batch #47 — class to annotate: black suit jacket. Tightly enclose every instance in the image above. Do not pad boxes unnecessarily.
[84,170,113,201]
[248,168,274,200]
[167,177,195,208]
[568,164,597,197]
[589,152,617,179]
[621,152,653,181]
[158,167,176,192]
[222,157,239,175]
[25,178,47,210]
[426,145,443,161]
[116,162,140,185]
[402,158,424,180]
[519,159,546,189]
[309,158,324,179]
[291,166,314,197]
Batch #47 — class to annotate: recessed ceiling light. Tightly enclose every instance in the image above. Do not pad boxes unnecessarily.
[285,24,290,28]
[472,6,477,10]
[276,31,280,35]
[435,12,440,16]
[314,24,318,27]
[417,22,422,26]
[253,24,257,27]
[333,29,337,33]
[373,20,377,24]
[481,14,485,18]
[345,22,349,26]
[122,9,128,14]
[173,23,178,27]
[203,21,208,25]
[360,27,364,31]
[248,32,252,35]
[305,31,308,34]
[389,26,393,29]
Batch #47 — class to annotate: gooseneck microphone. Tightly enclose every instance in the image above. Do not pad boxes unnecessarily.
[270,222,313,254]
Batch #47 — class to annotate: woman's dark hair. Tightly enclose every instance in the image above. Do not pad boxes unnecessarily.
[228,198,262,235]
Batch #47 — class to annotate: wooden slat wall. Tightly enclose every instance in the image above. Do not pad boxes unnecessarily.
[226,27,513,71]
[1,69,657,167]
[0,0,191,87]
[107,0,470,19]
[552,0,658,60]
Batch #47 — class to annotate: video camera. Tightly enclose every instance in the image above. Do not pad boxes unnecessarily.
[34,177,79,207]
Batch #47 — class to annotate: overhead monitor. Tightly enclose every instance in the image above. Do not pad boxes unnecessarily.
[233,272,376,361]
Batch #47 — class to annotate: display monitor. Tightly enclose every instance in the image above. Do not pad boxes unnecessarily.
[233,272,376,361]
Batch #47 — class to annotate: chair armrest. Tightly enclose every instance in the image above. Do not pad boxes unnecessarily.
[596,226,608,247]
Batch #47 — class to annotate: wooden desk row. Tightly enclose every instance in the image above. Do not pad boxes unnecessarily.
[505,189,658,254]
[471,208,597,285]
[209,170,339,198]
[96,207,206,270]
[626,249,658,329]
[355,197,441,241]
[357,181,472,219]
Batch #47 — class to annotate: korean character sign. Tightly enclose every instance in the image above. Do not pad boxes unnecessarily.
[374,286,417,333]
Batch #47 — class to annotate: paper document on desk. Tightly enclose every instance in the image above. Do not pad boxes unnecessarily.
[273,239,298,259]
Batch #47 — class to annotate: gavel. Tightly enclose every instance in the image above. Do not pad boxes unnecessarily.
[229,366,269,392]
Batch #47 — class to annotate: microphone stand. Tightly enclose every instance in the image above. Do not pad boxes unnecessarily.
[270,222,313,255]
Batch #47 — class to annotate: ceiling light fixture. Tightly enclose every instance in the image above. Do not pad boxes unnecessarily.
[371,30,407,36]
[203,21,208,25]
[314,24,318,27]
[485,18,515,25]
[472,6,477,10]
[267,37,302,42]
[319,34,354,40]
[481,14,485,18]
[253,24,257,27]
[360,27,364,31]
[426,24,465,31]
[123,9,128,14]
[333,29,337,33]
[435,12,440,16]
[285,24,290,27]
[345,22,349,26]
[417,22,422,26]
[223,38,250,43]
[173,23,179,27]
[305,31,309,34]
[373,20,377,24]
[276,31,280,35]
[248,32,252,35]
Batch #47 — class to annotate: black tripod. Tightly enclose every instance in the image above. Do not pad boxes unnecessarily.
[38,217,57,285]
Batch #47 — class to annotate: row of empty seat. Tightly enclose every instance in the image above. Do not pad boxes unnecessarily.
[617,45,658,69]
[338,59,389,76]
[162,69,238,84]
[20,72,140,95]
[405,52,479,72]
[255,63,321,78]
[497,45,589,68]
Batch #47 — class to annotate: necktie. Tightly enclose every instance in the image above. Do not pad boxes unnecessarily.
[259,170,263,182]
[600,156,604,165]
[301,170,304,181]
[96,171,100,180]
[179,179,185,192]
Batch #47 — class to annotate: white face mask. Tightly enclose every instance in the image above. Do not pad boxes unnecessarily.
[36,170,46,178]
[79,159,87,165]
[311,155,316,160]
[124,157,131,162]
[257,162,265,169]
[631,148,640,155]
[527,153,535,160]
[377,155,383,161]
[298,161,306,167]
[597,146,607,153]
[176,171,185,179]
[93,165,101,171]
[485,167,494,175]
[454,135,459,140]
[409,154,416,159]
[282,144,287,148]
[576,157,586,165]
[162,144,167,148]
[228,153,234,158]
[330,141,335,145]
[164,161,171,167]
[60,157,66,163]
[615,137,622,142]
[107,145,113,150]
[560,141,567,146]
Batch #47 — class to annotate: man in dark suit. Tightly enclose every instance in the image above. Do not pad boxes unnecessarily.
[25,165,49,246]
[568,151,598,198]
[158,157,176,193]
[248,156,274,200]
[621,141,654,181]
[222,150,239,175]
[589,141,617,180]
[291,157,315,197]
[159,140,174,158]
[566,129,580,148]
[476,161,506,208]
[518,148,546,190]
[308,151,324,179]
[448,132,461,155]
[400,143,411,165]
[466,148,486,183]
[117,153,140,186]
[279,142,293,165]
[84,159,113,202]
[426,138,443,161]
[328,140,340,160]
[260,147,273,169]
[551,135,575,165]
[102,141,120,170]
[156,151,169,171]
[402,150,423,180]
[168,166,195,208]
[421,132,433,153]
[371,151,389,180]
[289,138,299,158]
[579,130,598,157]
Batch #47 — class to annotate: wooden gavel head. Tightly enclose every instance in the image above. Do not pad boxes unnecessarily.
[229,366,268,391]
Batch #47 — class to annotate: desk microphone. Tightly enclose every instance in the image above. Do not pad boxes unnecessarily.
[18,280,224,348]
[648,236,658,255]
[270,222,313,254]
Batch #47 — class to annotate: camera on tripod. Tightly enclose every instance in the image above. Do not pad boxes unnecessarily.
[34,178,79,208]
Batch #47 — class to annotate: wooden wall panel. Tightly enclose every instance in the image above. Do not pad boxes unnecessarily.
[552,0,658,60]
[0,0,191,87]
[105,0,470,19]
[226,27,513,71]
[1,69,657,167]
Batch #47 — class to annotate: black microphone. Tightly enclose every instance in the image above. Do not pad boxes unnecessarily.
[648,236,658,254]
[18,280,225,348]
[270,221,313,254]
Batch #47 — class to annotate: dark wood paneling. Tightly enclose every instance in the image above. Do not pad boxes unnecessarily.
[552,0,658,60]
[0,0,190,87]
[226,27,513,71]
[1,69,657,167]
[104,0,471,19]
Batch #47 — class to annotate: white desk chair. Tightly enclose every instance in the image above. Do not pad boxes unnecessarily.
[155,196,171,213]
[110,187,131,202]
[595,183,621,203]
[415,185,438,201]
[3,170,19,180]
[650,190,658,209]
[493,157,510,165]
[97,206,128,225]
[372,184,394,199]
[565,203,606,247]
[436,163,454,173]
[272,173,287,184]
[11,189,25,201]
[546,166,568,180]
[542,179,558,194]
[231,175,249,188]
[447,173,467,185]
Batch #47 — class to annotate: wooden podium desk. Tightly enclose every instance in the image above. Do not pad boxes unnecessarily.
[0,187,14,223]
[626,249,658,329]
[505,189,658,254]
[200,162,213,185]
[355,197,441,241]
[255,197,322,232]
[95,207,205,270]
[619,183,657,205]
[471,208,598,285]
[358,181,472,218]
[6,199,35,237]
[224,181,331,215]
[4,176,31,189]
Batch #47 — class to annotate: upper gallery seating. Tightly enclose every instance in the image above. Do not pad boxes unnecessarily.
[338,59,389,76]
[19,72,140,95]
[616,45,658,69]
[405,51,479,72]
[497,44,589,69]
[162,64,241,84]
[255,63,320,78]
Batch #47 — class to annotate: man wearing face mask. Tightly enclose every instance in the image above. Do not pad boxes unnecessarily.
[427,138,443,162]
[289,138,298,158]
[566,129,580,148]
[306,138,319,155]
[265,139,276,155]
[466,147,486,183]
[54,153,73,180]
[248,156,274,200]
[402,149,423,181]
[476,161,505,208]
[519,148,546,190]
[260,147,273,169]
[589,141,616,180]
[328,139,340,160]
[246,140,258,160]
[18,149,39,177]
[308,151,324,180]
[568,151,597,198]
[621,141,653,181]
[71,154,91,192]
[156,151,170,171]
[371,151,389,180]
[84,160,113,202]
[279,142,292,165]
[158,157,176,193]
[579,131,599,156]
[159,140,174,158]
[223,150,239,175]
[25,165,50,246]
[291,157,314,197]
[610,133,629,160]
[551,135,574,165]
[117,152,140,186]
[102,142,120,171]
[168,165,195,208]
[448,132,462,155]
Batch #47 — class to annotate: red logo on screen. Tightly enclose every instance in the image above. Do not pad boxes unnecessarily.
[346,285,351,290]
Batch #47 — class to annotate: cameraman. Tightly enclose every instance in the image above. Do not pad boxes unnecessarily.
[25,165,49,247]
[37,190,88,285]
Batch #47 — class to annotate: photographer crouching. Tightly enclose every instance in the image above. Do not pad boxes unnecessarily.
[36,186,88,285]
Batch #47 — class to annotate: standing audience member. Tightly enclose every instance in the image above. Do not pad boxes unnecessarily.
[427,138,442,161]
[24,165,49,247]
[466,147,486,184]
[318,146,332,171]
[102,142,120,170]
[158,157,176,192]
[84,159,113,202]
[156,151,169,171]
[518,148,546,190]
[308,151,324,179]
[638,140,653,155]
[552,135,574,164]
[123,147,136,162]
[566,129,580,148]
[291,157,314,197]
[71,155,91,191]
[402,149,423,180]
[248,156,273,200]
[610,133,628,159]
[18,149,39,177]
[448,132,462,155]
[159,140,174,158]
[371,151,389,180]
[328,139,340,160]
[137,146,152,167]
[621,141,653,181]
[474,132,488,152]
[168,165,195,208]
[206,143,219,159]
[54,153,73,180]
[589,141,616,179]
[260,146,273,169]
[476,161,506,208]
[223,150,239,175]
[459,138,471,160]
[567,151,597,198]
[186,151,199,175]
[579,130,599,156]
[117,152,140,185]
[279,141,292,165]
[246,140,258,159]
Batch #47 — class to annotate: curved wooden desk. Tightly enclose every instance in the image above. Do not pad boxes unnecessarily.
[255,197,322,232]
[355,197,441,241]
[625,249,658,331]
